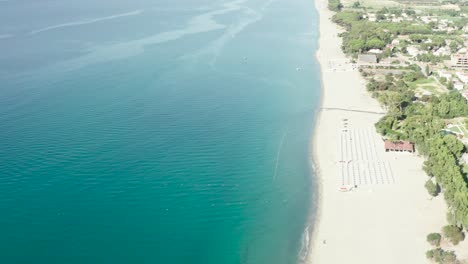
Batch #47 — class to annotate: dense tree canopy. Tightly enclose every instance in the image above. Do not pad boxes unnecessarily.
[332,10,434,55]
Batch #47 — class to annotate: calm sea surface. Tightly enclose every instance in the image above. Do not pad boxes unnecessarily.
[0,0,320,263]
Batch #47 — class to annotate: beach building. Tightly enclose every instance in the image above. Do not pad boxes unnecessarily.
[390,14,402,23]
[358,54,377,64]
[391,39,400,46]
[368,49,382,54]
[407,46,424,57]
[421,16,431,23]
[451,54,468,69]
[384,140,415,153]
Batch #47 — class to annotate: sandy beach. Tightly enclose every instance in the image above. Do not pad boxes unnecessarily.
[307,0,459,263]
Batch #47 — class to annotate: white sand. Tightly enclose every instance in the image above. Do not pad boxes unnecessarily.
[307,0,455,263]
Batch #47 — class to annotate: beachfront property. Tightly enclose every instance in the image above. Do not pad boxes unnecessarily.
[451,54,468,69]
[384,140,415,153]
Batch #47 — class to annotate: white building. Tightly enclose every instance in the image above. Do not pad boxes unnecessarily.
[368,49,383,54]
[407,46,425,57]
[438,70,452,79]
[454,81,464,91]
[451,54,468,69]
[434,47,451,56]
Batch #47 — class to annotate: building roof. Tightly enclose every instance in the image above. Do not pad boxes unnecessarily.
[358,54,377,64]
[384,140,414,152]
[368,49,383,54]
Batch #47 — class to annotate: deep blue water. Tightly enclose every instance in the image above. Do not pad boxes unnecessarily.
[0,0,320,263]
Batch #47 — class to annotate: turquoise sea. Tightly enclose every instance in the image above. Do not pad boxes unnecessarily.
[0,0,320,263]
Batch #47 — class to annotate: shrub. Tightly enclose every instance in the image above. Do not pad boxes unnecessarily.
[425,180,441,197]
[426,248,457,264]
[427,233,442,247]
[443,225,465,245]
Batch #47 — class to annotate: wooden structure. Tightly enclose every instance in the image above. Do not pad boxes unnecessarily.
[384,140,415,153]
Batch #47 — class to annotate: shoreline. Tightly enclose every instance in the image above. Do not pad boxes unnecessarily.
[306,4,324,263]
[306,0,451,262]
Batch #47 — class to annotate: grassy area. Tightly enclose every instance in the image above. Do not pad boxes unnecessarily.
[446,118,468,137]
[410,77,446,95]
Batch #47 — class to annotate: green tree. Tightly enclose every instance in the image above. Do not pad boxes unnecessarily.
[425,180,441,197]
[442,225,465,245]
[447,80,454,90]
[449,41,458,52]
[366,38,385,49]
[425,64,431,76]
[426,248,457,264]
[426,233,442,247]
[352,1,360,8]
[443,135,464,158]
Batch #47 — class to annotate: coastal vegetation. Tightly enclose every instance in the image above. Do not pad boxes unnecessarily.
[328,0,343,11]
[443,225,466,245]
[426,248,457,264]
[427,232,442,247]
[425,179,441,197]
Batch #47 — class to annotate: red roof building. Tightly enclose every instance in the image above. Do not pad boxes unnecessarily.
[384,140,415,153]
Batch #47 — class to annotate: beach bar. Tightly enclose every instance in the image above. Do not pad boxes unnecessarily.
[384,140,415,153]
